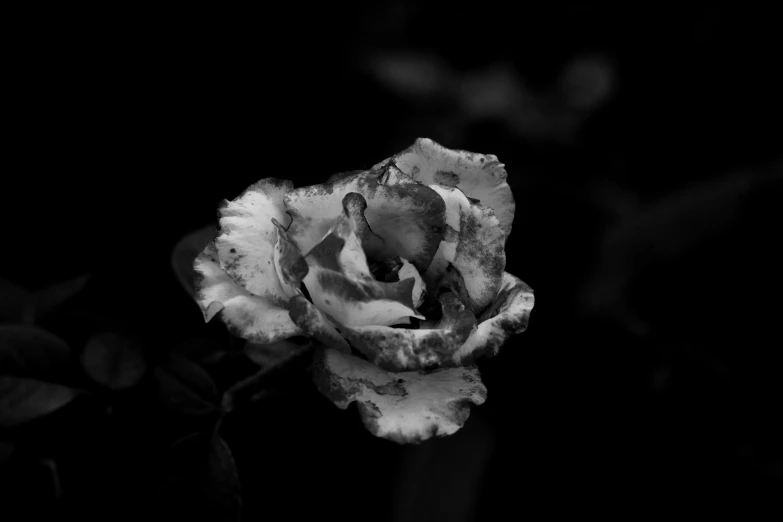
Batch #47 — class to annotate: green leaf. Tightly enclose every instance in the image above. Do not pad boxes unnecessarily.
[172,224,217,297]
[0,324,71,382]
[81,332,148,390]
[0,277,34,324]
[33,274,90,322]
[0,376,79,427]
[155,356,219,415]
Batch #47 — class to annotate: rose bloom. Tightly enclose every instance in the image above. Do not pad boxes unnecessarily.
[193,138,534,443]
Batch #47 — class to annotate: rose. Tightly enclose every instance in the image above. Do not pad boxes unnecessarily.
[193,138,534,443]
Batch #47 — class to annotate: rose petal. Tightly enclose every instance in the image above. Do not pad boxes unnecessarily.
[313,347,487,444]
[340,292,477,372]
[423,185,506,314]
[215,178,296,301]
[301,193,425,328]
[272,219,309,292]
[285,165,446,272]
[451,272,534,364]
[327,169,365,183]
[193,243,303,344]
[288,295,350,353]
[375,137,515,238]
[398,258,426,308]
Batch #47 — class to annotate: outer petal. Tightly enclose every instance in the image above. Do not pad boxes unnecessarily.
[215,178,295,302]
[285,166,446,273]
[301,193,425,328]
[193,243,303,343]
[340,292,477,372]
[375,137,515,238]
[451,272,535,365]
[313,347,487,444]
[424,185,506,314]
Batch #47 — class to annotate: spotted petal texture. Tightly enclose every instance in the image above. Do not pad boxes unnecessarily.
[340,292,477,372]
[375,137,515,238]
[189,138,534,444]
[424,185,506,314]
[313,347,487,443]
[451,272,535,364]
[215,179,297,301]
[193,243,303,344]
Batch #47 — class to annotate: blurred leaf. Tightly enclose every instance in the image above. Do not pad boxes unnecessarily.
[81,332,148,390]
[0,277,35,324]
[155,355,219,415]
[581,166,782,329]
[0,324,71,382]
[366,52,452,99]
[33,274,90,322]
[0,376,79,427]
[172,225,217,297]
[159,434,242,521]
[206,436,242,521]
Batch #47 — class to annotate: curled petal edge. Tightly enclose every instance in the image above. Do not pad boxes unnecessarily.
[215,178,295,301]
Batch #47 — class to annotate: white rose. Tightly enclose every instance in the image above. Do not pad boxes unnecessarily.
[193,138,534,443]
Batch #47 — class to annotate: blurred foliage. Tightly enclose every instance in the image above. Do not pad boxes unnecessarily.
[0,269,309,521]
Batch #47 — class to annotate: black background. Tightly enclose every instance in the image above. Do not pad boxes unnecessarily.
[2,3,782,520]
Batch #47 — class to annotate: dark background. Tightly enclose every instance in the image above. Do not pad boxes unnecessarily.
[2,3,782,520]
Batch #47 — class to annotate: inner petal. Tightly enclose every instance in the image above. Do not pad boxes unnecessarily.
[342,291,478,372]
[301,193,425,328]
[285,165,446,273]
